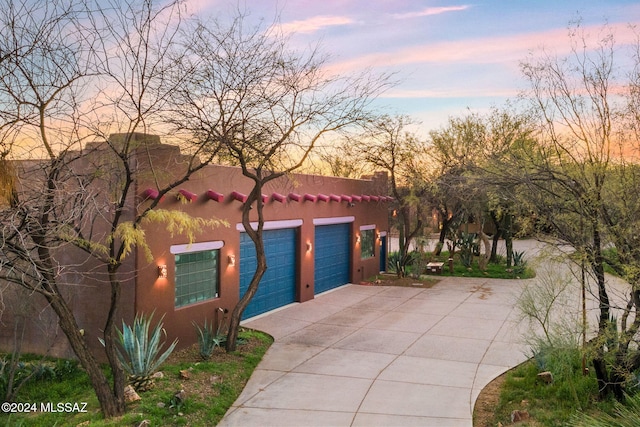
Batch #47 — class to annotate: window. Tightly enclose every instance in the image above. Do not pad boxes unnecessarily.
[174,249,219,308]
[360,229,375,259]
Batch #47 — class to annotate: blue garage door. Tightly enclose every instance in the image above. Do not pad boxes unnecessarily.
[314,223,351,294]
[240,228,297,319]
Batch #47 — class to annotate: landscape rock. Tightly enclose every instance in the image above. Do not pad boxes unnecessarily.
[124,384,141,403]
[511,409,530,423]
[537,371,554,384]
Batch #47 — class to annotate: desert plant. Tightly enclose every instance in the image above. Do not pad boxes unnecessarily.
[194,320,218,360]
[194,312,228,361]
[512,250,527,275]
[102,312,177,392]
[387,251,415,277]
[570,391,640,426]
[457,232,476,268]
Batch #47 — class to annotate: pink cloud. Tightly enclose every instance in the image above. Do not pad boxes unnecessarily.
[392,5,470,20]
[275,15,355,35]
[382,87,520,99]
[326,22,639,74]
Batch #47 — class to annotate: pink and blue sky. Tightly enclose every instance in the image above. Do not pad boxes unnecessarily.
[190,0,640,135]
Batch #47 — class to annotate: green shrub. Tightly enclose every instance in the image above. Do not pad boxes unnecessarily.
[571,392,640,426]
[387,251,415,276]
[101,311,177,392]
[193,316,226,361]
[512,250,527,275]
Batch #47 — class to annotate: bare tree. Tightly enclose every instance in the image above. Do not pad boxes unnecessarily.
[172,12,389,350]
[342,114,427,276]
[512,21,640,399]
[427,114,487,254]
[0,0,223,417]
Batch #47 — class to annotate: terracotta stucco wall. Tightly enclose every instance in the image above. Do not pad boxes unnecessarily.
[135,163,389,350]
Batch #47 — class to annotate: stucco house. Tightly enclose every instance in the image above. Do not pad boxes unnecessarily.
[0,135,390,358]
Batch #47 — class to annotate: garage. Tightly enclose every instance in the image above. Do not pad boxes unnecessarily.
[314,221,352,294]
[239,227,297,319]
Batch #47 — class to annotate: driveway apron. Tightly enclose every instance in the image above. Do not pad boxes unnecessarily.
[218,277,530,426]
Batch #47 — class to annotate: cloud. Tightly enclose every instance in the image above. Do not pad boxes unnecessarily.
[326,22,639,74]
[276,15,355,35]
[381,87,520,99]
[392,5,470,20]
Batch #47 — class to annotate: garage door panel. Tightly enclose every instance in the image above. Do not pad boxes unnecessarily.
[240,228,296,319]
[314,223,351,294]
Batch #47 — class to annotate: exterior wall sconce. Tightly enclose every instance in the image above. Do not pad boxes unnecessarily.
[228,254,236,267]
[306,242,313,253]
[356,234,361,244]
[158,264,168,279]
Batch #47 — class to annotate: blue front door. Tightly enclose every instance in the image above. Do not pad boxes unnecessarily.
[314,223,351,294]
[380,235,387,272]
[239,228,297,319]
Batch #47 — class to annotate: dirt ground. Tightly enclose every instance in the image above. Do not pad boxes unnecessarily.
[473,371,505,426]
[360,273,439,288]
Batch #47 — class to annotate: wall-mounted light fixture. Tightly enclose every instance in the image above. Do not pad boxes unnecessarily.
[227,254,236,267]
[158,264,168,279]
[306,242,313,253]
[356,234,361,244]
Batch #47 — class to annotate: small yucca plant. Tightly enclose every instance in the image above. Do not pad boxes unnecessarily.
[102,312,177,392]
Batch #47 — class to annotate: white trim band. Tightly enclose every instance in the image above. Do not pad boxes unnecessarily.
[359,224,376,231]
[313,216,355,226]
[236,219,303,232]
[170,240,224,254]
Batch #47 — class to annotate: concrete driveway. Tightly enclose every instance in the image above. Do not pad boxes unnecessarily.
[218,275,531,427]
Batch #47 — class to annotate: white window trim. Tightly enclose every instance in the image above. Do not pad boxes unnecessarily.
[235,219,303,231]
[313,216,355,226]
[379,231,387,237]
[170,240,224,254]
[360,224,376,231]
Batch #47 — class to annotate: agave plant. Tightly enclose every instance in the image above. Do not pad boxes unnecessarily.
[193,317,226,360]
[102,311,177,392]
[512,250,527,275]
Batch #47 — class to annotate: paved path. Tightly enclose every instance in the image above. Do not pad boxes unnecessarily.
[219,275,532,426]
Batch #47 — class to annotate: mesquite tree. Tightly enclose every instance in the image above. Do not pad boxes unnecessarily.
[511,21,640,399]
[171,12,389,350]
[341,115,427,277]
[0,0,223,417]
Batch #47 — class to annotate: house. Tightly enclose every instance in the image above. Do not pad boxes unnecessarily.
[0,136,390,358]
